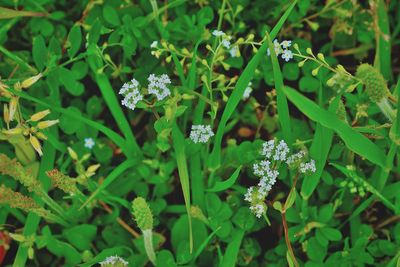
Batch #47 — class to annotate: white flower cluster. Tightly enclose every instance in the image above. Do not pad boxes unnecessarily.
[243,82,253,100]
[267,39,293,62]
[119,78,143,111]
[148,74,171,101]
[189,124,214,143]
[245,139,316,218]
[99,255,128,267]
[300,159,316,174]
[119,74,172,110]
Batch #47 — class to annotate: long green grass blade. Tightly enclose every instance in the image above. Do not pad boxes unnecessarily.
[208,0,298,171]
[266,32,292,145]
[374,0,392,81]
[284,87,387,167]
[219,229,245,267]
[172,122,193,253]
[93,73,140,158]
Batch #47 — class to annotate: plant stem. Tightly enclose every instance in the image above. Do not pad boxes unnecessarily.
[143,229,156,265]
[281,212,299,267]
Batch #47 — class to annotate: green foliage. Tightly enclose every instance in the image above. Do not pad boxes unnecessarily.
[0,0,399,266]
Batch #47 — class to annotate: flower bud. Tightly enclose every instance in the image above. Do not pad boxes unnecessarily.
[29,135,43,156]
[131,197,153,231]
[306,48,313,55]
[356,63,388,103]
[9,97,18,121]
[37,119,59,129]
[21,73,43,89]
[30,109,50,122]
[4,104,10,124]
[67,147,78,160]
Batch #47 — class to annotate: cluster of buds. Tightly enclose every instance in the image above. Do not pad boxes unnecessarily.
[46,169,78,195]
[245,139,316,218]
[0,184,49,218]
[2,109,59,156]
[99,255,129,267]
[67,147,101,185]
[0,154,41,193]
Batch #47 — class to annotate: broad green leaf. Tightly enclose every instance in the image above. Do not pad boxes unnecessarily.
[103,5,120,26]
[32,35,47,71]
[284,87,387,168]
[67,25,82,58]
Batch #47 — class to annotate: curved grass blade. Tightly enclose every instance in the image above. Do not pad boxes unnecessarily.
[206,166,241,193]
[284,87,387,168]
[208,0,298,171]
[171,122,193,253]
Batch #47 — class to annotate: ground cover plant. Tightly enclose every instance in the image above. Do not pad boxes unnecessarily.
[0,0,399,266]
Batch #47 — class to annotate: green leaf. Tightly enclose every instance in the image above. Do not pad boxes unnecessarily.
[67,25,82,58]
[284,188,297,211]
[320,227,342,241]
[266,31,292,145]
[206,166,241,193]
[0,7,46,19]
[58,67,84,96]
[32,35,47,71]
[284,87,387,168]
[103,5,120,26]
[219,229,245,267]
[172,123,193,253]
[63,224,97,251]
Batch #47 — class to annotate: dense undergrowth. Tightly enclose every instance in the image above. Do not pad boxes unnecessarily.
[0,0,399,266]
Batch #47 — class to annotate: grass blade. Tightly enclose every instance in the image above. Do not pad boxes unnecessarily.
[266,31,292,145]
[284,87,387,168]
[93,73,141,158]
[208,0,298,171]
[219,229,245,267]
[373,0,392,81]
[206,166,241,193]
[171,122,193,253]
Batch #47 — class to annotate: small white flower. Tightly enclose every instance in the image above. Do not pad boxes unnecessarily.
[148,74,171,101]
[119,78,143,111]
[281,49,293,62]
[281,40,292,49]
[300,159,316,174]
[249,204,265,218]
[273,140,290,161]
[150,41,158,48]
[190,124,214,143]
[286,150,306,165]
[244,186,254,202]
[229,46,239,57]
[261,139,275,159]
[221,38,231,49]
[267,39,283,56]
[212,30,225,37]
[99,255,128,266]
[84,138,95,149]
[243,82,252,100]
